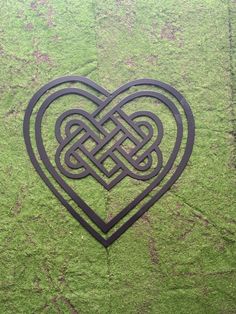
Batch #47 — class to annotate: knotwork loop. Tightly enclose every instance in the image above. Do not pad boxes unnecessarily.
[24,76,195,246]
[55,106,163,190]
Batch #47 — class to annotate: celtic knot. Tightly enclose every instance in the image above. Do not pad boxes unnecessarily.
[55,106,163,190]
[25,76,195,246]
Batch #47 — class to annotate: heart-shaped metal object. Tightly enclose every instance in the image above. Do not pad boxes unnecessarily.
[23,76,195,247]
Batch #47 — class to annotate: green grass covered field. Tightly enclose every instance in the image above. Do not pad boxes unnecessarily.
[0,0,236,313]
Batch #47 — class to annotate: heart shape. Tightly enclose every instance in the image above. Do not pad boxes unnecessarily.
[24,76,195,247]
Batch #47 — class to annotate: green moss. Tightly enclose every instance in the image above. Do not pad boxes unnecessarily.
[0,0,235,313]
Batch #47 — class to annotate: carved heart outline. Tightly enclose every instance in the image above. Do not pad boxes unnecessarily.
[23,76,195,247]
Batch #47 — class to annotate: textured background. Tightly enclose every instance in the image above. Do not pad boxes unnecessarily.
[0,0,236,313]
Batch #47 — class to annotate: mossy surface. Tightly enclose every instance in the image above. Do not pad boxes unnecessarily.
[0,0,236,313]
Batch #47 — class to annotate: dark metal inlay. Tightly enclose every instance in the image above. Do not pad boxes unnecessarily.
[23,76,195,247]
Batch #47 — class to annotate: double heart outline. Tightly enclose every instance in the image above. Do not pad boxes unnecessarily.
[23,76,195,247]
